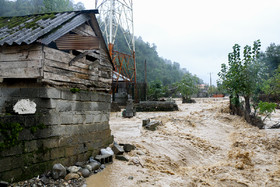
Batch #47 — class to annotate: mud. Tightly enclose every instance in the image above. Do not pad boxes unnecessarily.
[87,98,280,187]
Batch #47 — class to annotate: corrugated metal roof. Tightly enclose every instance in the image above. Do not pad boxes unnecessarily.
[0,10,98,46]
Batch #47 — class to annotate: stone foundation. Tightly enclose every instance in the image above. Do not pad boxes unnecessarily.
[0,87,113,182]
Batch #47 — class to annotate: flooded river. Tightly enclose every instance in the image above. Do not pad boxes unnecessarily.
[87,98,280,186]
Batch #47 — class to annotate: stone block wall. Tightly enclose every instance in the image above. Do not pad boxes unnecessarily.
[0,86,113,182]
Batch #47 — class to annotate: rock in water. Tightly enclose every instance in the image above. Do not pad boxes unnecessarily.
[85,164,93,172]
[52,164,66,180]
[89,161,101,171]
[80,168,90,178]
[67,166,81,173]
[64,173,80,181]
[115,155,129,161]
[121,144,136,152]
[145,121,161,131]
[142,119,150,126]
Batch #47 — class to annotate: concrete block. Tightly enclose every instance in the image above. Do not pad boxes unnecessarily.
[24,140,38,153]
[40,111,61,125]
[35,98,57,109]
[90,92,99,102]
[77,91,91,101]
[60,112,74,124]
[39,88,61,99]
[0,144,23,157]
[65,146,77,157]
[72,114,86,124]
[35,127,53,138]
[95,154,113,164]
[61,90,77,101]
[85,114,94,124]
[98,93,111,102]
[0,157,12,172]
[1,88,21,97]
[50,147,65,159]
[57,100,73,112]
[18,129,35,141]
[42,138,59,149]
[20,88,39,98]
[112,142,124,155]
[100,113,109,123]
[97,102,110,112]
[1,168,23,182]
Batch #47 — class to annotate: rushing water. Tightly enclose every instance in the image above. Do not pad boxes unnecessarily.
[87,98,280,186]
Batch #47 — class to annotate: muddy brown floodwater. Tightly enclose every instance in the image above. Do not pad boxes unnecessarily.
[87,98,280,187]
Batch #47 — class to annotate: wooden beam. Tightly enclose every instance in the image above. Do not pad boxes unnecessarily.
[69,51,90,66]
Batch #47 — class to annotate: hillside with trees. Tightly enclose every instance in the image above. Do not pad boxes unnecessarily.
[0,0,85,16]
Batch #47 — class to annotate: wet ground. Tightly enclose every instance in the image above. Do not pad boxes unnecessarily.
[87,98,280,187]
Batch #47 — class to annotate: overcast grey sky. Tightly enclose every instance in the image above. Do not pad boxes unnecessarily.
[75,0,280,85]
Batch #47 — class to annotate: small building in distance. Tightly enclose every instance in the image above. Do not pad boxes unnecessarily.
[0,10,113,182]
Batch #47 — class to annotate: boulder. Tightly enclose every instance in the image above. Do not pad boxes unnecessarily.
[79,168,90,178]
[67,166,81,173]
[64,173,80,181]
[115,155,129,161]
[121,143,136,152]
[85,164,93,172]
[89,161,101,171]
[75,161,85,167]
[52,164,66,180]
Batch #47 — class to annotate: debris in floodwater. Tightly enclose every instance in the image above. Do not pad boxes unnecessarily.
[142,119,162,131]
[112,142,125,155]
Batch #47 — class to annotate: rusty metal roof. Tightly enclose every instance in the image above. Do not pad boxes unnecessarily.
[0,10,98,46]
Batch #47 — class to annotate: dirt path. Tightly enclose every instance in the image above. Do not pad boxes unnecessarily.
[87,98,280,187]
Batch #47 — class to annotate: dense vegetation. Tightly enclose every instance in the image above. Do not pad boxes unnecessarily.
[0,0,85,16]
[218,41,280,128]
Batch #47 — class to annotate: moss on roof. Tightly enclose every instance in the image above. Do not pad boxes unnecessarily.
[0,13,56,31]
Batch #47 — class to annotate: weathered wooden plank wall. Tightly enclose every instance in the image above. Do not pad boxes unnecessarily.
[0,44,43,78]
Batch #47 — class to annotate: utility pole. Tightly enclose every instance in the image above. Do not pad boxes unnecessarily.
[209,72,213,96]
[210,72,212,88]
[145,60,147,100]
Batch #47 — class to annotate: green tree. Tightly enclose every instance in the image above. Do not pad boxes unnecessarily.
[218,40,262,115]
[261,65,280,97]
[260,43,280,75]
[43,0,73,12]
[176,73,200,103]
[147,80,165,101]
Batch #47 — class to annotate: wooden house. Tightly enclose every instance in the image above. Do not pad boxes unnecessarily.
[0,10,113,182]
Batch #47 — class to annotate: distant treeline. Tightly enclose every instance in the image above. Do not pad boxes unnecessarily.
[113,28,200,85]
[0,0,85,16]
